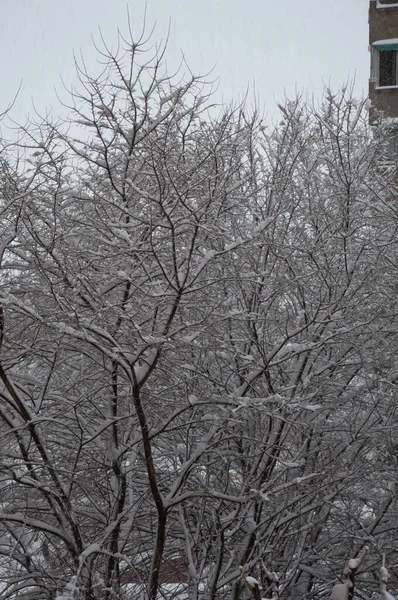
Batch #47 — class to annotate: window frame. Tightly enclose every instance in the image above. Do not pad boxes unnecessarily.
[376,0,398,7]
[371,42,398,88]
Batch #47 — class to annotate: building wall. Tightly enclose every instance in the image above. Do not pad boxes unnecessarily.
[369,81,398,119]
[369,1,398,122]
[369,2,398,44]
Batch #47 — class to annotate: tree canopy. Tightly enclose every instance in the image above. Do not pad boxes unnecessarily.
[0,30,397,600]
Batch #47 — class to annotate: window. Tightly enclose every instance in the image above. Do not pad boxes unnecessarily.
[385,129,398,158]
[379,50,398,86]
[372,40,398,87]
[376,126,398,162]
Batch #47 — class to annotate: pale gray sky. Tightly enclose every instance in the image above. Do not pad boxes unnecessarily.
[0,0,368,127]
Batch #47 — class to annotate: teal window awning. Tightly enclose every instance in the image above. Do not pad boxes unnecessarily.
[374,39,398,51]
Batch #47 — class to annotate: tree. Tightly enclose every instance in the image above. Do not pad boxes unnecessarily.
[0,28,398,600]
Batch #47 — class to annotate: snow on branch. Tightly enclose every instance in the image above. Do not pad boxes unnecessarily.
[331,547,369,600]
[380,554,396,600]
[240,565,262,600]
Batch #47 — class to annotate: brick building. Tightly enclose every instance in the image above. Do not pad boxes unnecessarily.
[369,0,398,123]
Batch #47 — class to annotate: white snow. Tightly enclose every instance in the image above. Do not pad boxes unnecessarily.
[381,592,396,600]
[224,240,243,252]
[56,576,78,600]
[380,117,398,124]
[331,583,348,600]
[348,556,363,570]
[79,543,101,561]
[115,229,131,243]
[252,217,274,235]
[201,413,218,421]
[364,99,373,112]
[245,575,261,588]
[373,38,398,46]
[193,250,217,278]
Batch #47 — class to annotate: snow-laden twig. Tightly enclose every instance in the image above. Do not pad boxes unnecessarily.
[240,565,262,600]
[380,554,396,600]
[331,546,368,600]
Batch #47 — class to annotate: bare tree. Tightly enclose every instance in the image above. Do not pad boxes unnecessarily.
[0,27,397,600]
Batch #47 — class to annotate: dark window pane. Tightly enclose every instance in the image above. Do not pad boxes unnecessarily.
[380,127,398,162]
[379,51,397,86]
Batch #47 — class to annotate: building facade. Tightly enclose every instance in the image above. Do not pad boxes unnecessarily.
[369,0,398,123]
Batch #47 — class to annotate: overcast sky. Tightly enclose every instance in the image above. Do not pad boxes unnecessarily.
[0,0,368,128]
